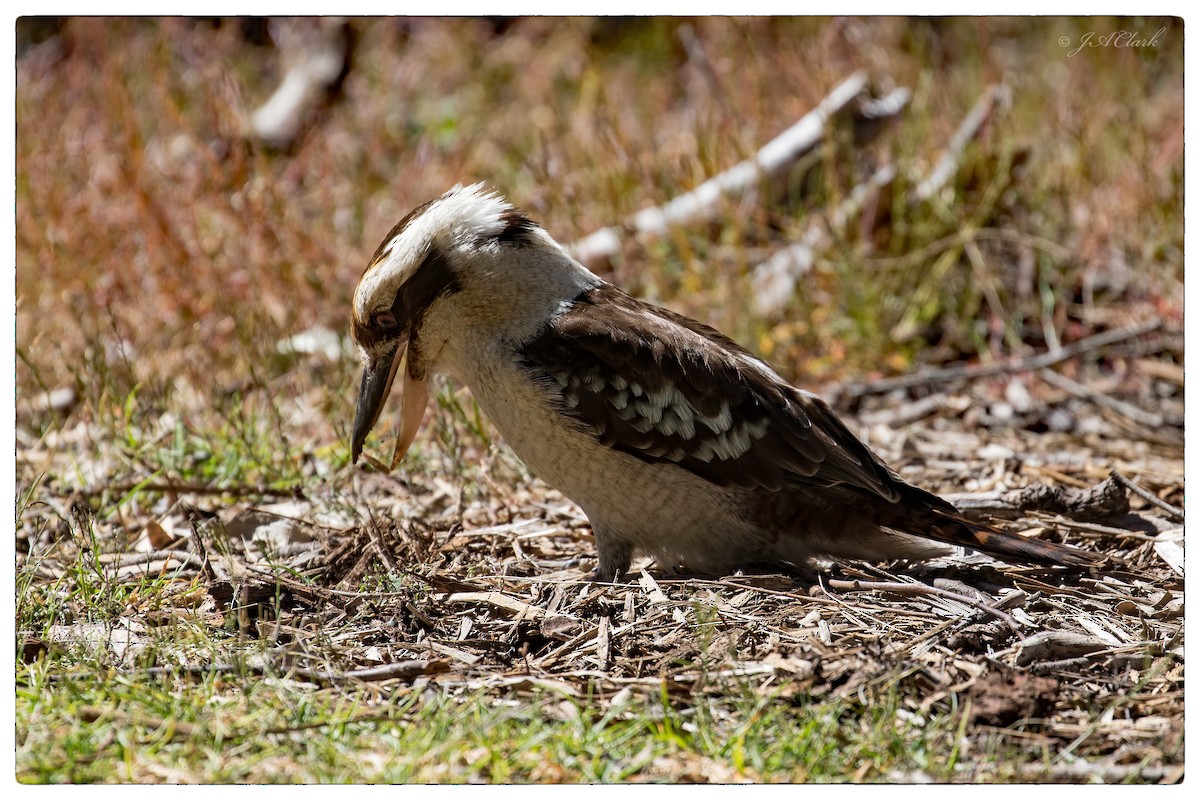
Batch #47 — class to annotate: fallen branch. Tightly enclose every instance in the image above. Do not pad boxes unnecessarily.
[251,18,351,149]
[768,81,1003,326]
[943,475,1129,522]
[851,86,913,146]
[836,318,1162,400]
[569,72,894,269]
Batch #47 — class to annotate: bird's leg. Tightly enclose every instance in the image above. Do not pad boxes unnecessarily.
[590,526,632,583]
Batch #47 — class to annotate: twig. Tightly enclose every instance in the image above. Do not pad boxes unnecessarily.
[837,318,1162,399]
[78,705,198,741]
[189,520,220,586]
[289,659,449,685]
[366,520,400,574]
[751,163,897,315]
[1108,471,1184,522]
[97,549,206,570]
[596,616,611,672]
[1017,762,1181,784]
[676,23,735,121]
[78,479,301,499]
[531,623,604,670]
[1037,368,1179,429]
[1034,516,1162,542]
[706,577,843,605]
[825,578,1022,634]
[568,72,877,268]
[914,84,1009,202]
[70,660,447,688]
[241,563,378,605]
[1027,655,1100,675]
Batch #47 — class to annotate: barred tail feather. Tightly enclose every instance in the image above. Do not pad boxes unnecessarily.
[922,508,1105,568]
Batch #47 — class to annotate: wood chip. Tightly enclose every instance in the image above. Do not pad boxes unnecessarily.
[1014,631,1114,665]
[638,569,670,604]
[447,591,545,619]
[1153,539,1184,575]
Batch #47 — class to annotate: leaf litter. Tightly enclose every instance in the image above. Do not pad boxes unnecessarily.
[16,371,1183,783]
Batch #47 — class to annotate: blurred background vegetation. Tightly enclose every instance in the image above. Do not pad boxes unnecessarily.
[16,15,1182,482]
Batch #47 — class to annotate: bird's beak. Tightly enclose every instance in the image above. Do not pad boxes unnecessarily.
[350,340,430,469]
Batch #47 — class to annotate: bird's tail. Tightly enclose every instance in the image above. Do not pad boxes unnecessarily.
[916,506,1106,568]
[870,482,1108,568]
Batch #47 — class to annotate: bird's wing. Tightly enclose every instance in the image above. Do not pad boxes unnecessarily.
[520,283,908,500]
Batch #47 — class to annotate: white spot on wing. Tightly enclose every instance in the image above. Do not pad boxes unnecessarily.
[659,406,696,439]
[695,404,732,434]
[582,371,606,392]
[633,399,662,425]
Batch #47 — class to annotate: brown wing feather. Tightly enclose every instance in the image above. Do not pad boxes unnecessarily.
[521,284,904,500]
[522,283,1104,569]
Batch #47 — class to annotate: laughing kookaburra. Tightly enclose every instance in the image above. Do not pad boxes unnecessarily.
[350,184,1101,581]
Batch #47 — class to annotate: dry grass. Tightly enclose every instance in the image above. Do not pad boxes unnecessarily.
[15,16,1183,783]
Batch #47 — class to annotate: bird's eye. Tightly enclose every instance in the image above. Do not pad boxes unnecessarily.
[373,311,398,330]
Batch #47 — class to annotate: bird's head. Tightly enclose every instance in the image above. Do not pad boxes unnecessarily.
[349,182,596,468]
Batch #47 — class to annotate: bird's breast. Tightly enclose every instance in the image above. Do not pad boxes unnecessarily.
[437,335,771,572]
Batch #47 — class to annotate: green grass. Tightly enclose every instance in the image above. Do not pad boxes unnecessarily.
[18,652,984,784]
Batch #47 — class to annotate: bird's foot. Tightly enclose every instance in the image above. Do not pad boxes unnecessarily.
[587,566,627,583]
[591,534,632,584]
